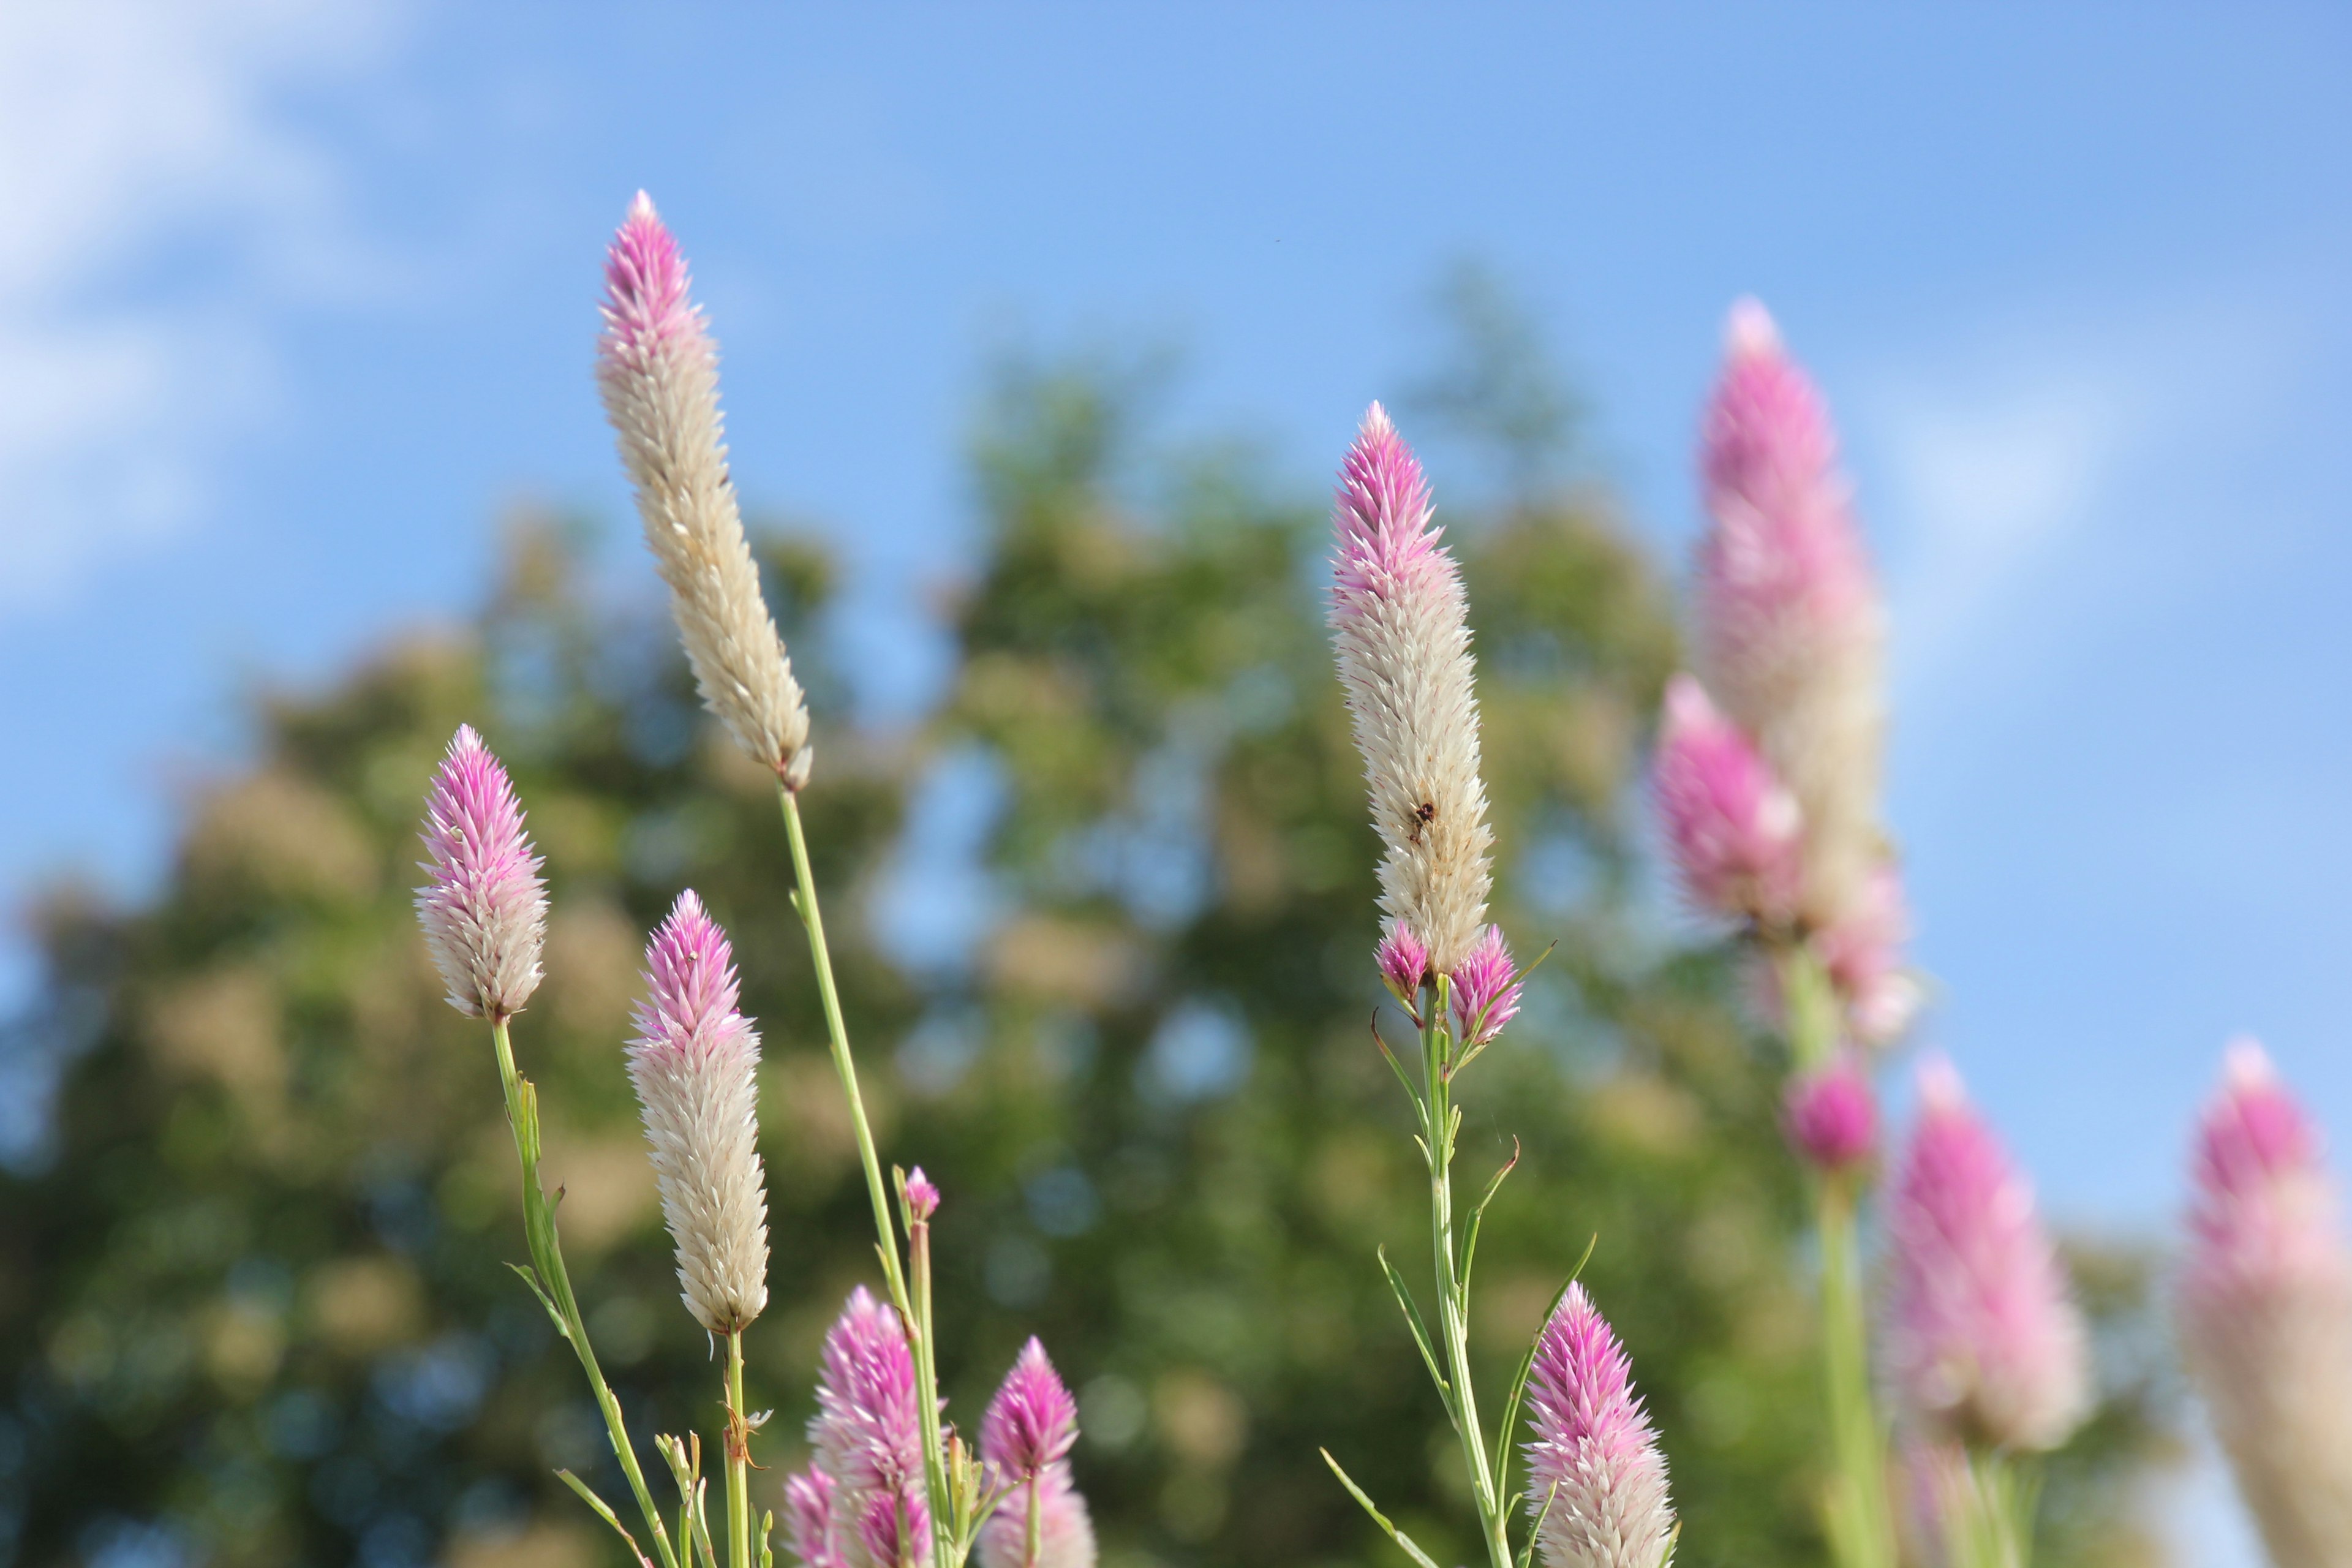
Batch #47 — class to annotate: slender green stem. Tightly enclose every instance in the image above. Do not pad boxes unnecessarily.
[1422,987,1513,1568]
[726,1330,751,1568]
[908,1205,953,1566]
[779,788,954,1568]
[491,1019,682,1568]
[1022,1476,1041,1568]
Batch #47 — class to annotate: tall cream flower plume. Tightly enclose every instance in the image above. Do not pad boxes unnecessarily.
[1328,402,1493,976]
[598,192,813,788]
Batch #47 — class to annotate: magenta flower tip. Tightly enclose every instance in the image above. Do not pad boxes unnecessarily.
[1783,1054,1879,1174]
[2186,1037,2341,1297]
[1884,1057,2089,1452]
[1449,924,1524,1048]
[1653,674,1803,926]
[414,723,548,1020]
[905,1167,941,1223]
[783,1467,845,1568]
[600,190,698,368]
[982,1336,1080,1479]
[1377,921,1431,1002]
[1332,401,1447,603]
[1522,1283,1675,1568]
[635,889,743,1049]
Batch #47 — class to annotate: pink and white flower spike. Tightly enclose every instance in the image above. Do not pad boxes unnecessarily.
[414,724,548,1021]
[1521,1283,1676,1568]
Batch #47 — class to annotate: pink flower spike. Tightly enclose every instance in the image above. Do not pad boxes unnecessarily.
[413,724,548,1021]
[1815,859,1920,1047]
[977,1468,1097,1568]
[1883,1057,2088,1452]
[1521,1283,1676,1568]
[1377,921,1431,1004]
[628,891,770,1333]
[810,1287,930,1568]
[2178,1040,2352,1568]
[1652,674,1804,927]
[1329,402,1494,976]
[1450,925,1524,1049]
[1782,1054,1879,1174]
[1693,300,1885,927]
[982,1338,1080,1480]
[602,191,695,362]
[905,1167,941,1224]
[783,1467,846,1568]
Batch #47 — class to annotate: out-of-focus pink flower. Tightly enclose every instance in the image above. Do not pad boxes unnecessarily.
[905,1167,941,1224]
[1883,1058,2087,1452]
[1814,859,1919,1047]
[1652,674,1804,927]
[2179,1041,2352,1568]
[627,891,769,1333]
[1449,925,1524,1048]
[808,1287,930,1568]
[1377,921,1431,1004]
[1521,1283,1676,1568]
[413,725,548,1020]
[1329,403,1493,976]
[1782,1054,1879,1175]
[978,1338,1096,1568]
[783,1466,846,1568]
[1693,300,1885,928]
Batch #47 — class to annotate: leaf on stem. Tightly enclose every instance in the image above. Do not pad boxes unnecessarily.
[1517,1477,1561,1568]
[1376,1245,1452,1403]
[557,1469,656,1568]
[1321,1449,1446,1568]
[1458,1137,1523,1298]
[1370,1014,1431,1128]
[505,1262,570,1338]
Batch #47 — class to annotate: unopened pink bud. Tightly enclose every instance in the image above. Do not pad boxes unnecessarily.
[1653,674,1803,927]
[1782,1055,1879,1174]
[1377,921,1431,1002]
[1521,1283,1675,1568]
[1883,1058,2088,1452]
[1449,925,1524,1048]
[905,1167,940,1223]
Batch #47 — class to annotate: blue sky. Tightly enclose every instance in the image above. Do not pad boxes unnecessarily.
[5,4,2348,1555]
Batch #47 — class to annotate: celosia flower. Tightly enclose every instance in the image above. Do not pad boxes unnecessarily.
[413,724,548,1020]
[1693,299,1884,928]
[1651,674,1803,927]
[978,1338,1096,1568]
[2179,1041,2352,1568]
[1814,859,1920,1047]
[809,1287,930,1568]
[627,891,770,1333]
[1522,1283,1676,1568]
[784,1466,846,1568]
[1450,924,1523,1048]
[1782,1054,1879,1174]
[1377,921,1431,1004]
[1883,1057,2087,1452]
[598,192,812,786]
[1329,403,1494,976]
[905,1167,940,1224]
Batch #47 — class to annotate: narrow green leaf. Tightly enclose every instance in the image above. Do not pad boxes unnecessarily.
[1458,1137,1523,1297]
[1517,1477,1561,1568]
[1493,1234,1599,1488]
[1321,1449,1446,1568]
[1369,1015,1430,1128]
[1376,1245,1450,1402]
[556,1469,652,1567]
[505,1262,570,1338]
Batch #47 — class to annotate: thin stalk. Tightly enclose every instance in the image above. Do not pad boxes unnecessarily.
[1422,986,1512,1568]
[726,1330,751,1568]
[1022,1476,1042,1568]
[492,1019,682,1568]
[908,1202,953,1566]
[778,788,954,1568]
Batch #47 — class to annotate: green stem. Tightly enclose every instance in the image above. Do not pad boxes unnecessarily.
[492,1019,682,1568]
[779,788,953,1568]
[727,1330,751,1568]
[1423,987,1512,1568]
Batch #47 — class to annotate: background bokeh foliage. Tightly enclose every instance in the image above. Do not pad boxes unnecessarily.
[0,296,2169,1568]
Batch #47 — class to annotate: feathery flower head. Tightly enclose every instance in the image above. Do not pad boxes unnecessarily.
[1522,1283,1676,1568]
[905,1167,941,1224]
[2178,1041,2352,1568]
[1883,1057,2088,1452]
[783,1467,846,1568]
[413,724,548,1020]
[1782,1054,1879,1174]
[810,1287,930,1568]
[977,1469,1096,1568]
[598,192,812,786]
[1450,924,1524,1048]
[982,1337,1080,1480]
[1815,859,1920,1047]
[1652,674,1804,927]
[1329,403,1494,975]
[1377,921,1431,1005]
[627,891,769,1333]
[1693,299,1884,927]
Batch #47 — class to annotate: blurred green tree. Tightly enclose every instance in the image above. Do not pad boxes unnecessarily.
[0,308,2166,1568]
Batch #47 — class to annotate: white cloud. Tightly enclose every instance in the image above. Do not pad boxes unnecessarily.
[0,0,404,605]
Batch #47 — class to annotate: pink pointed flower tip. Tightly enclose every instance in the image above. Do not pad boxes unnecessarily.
[1653,674,1804,926]
[1331,402,1447,605]
[600,189,700,368]
[905,1167,941,1223]
[1885,1057,2089,1452]
[1522,1282,1675,1568]
[783,1467,845,1568]
[1700,296,1844,530]
[415,723,548,1019]
[633,889,747,1056]
[812,1286,925,1504]
[1450,925,1524,1048]
[1782,1054,1879,1174]
[982,1337,1079,1480]
[2187,1038,2342,1295]
[1377,921,1431,1003]
[1815,860,1919,1046]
